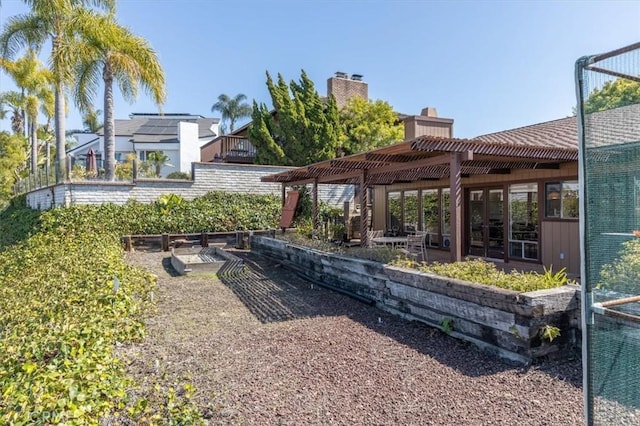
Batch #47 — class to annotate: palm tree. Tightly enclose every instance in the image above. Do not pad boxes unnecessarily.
[82,107,103,132]
[0,0,115,181]
[1,50,54,172]
[71,11,165,181]
[146,151,172,177]
[211,93,252,133]
[0,91,25,135]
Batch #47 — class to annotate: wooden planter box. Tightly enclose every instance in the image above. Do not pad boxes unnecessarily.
[251,236,580,365]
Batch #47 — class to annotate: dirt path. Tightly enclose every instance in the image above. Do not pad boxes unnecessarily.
[122,249,583,425]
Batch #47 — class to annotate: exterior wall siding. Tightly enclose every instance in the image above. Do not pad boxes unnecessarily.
[541,221,580,275]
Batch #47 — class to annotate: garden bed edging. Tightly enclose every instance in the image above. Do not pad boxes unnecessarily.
[251,236,580,364]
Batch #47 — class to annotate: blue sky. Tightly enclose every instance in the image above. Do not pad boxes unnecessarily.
[1,0,639,138]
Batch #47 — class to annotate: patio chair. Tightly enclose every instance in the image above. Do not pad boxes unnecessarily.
[400,234,427,262]
[367,229,384,248]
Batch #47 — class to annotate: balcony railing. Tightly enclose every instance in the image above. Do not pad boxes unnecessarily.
[217,135,256,164]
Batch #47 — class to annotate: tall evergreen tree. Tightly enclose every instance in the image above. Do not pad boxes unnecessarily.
[248,70,342,166]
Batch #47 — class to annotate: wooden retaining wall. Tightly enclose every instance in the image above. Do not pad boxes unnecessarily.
[251,236,581,365]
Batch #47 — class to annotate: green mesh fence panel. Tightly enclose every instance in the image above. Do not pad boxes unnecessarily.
[577,42,640,425]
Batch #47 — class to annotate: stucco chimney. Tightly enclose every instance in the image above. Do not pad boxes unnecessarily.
[403,107,453,140]
[327,72,368,108]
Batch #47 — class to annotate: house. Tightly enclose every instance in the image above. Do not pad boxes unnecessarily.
[68,113,219,177]
[262,111,584,276]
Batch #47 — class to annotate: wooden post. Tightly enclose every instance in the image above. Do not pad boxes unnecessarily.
[161,233,170,251]
[312,179,319,239]
[360,170,369,247]
[201,232,209,247]
[343,201,350,242]
[132,159,138,181]
[123,235,133,251]
[450,152,463,262]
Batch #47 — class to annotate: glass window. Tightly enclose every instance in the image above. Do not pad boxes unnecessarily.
[387,192,402,235]
[442,188,451,236]
[545,181,579,219]
[509,183,538,260]
[422,189,440,247]
[403,190,419,233]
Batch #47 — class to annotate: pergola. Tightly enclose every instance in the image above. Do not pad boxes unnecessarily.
[262,135,578,262]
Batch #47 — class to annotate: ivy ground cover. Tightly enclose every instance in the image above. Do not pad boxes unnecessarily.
[0,192,281,424]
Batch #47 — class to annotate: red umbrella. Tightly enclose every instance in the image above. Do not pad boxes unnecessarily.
[86,148,97,174]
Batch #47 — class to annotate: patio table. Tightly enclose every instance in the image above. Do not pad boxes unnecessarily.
[371,236,408,249]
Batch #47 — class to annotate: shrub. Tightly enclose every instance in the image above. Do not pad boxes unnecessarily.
[166,171,191,180]
[412,258,573,292]
[597,238,640,294]
[275,234,573,293]
[0,196,41,250]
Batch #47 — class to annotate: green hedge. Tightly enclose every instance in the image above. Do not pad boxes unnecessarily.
[0,192,282,251]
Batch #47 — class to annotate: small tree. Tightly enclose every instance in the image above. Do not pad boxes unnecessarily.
[146,151,172,177]
[82,107,103,132]
[0,131,27,206]
[583,78,640,114]
[339,97,403,155]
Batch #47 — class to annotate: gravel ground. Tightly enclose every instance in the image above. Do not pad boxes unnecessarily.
[122,249,584,425]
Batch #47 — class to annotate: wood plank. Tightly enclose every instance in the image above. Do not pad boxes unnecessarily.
[386,281,518,332]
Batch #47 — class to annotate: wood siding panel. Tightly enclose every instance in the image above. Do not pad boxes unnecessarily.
[373,186,386,231]
[541,221,580,276]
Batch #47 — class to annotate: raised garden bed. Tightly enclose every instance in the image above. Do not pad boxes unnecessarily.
[171,246,243,276]
[251,235,581,364]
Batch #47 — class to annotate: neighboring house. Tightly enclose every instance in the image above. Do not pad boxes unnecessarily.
[262,108,589,276]
[68,113,219,176]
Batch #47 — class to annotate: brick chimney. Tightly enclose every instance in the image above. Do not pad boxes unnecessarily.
[403,107,454,140]
[327,72,368,108]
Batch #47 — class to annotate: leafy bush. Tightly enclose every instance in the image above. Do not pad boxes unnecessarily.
[166,171,191,180]
[276,234,573,293]
[0,191,282,242]
[597,238,640,294]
